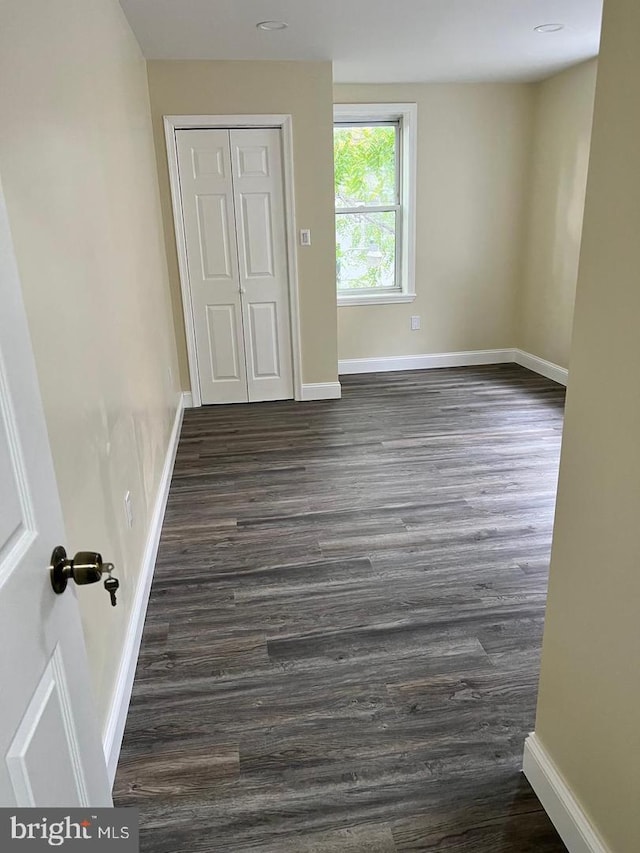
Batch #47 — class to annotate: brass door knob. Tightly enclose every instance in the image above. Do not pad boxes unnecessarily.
[49,545,119,606]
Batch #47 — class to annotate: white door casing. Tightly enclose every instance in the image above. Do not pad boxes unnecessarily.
[230,129,294,403]
[173,123,296,406]
[0,179,112,807]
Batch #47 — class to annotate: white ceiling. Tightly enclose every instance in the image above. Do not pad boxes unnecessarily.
[119,0,602,84]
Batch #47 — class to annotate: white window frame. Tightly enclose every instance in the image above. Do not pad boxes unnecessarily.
[334,103,417,306]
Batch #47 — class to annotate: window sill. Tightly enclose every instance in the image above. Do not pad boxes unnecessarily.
[337,292,416,307]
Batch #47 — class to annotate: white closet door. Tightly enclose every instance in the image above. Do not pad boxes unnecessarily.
[230,129,294,402]
[176,129,248,404]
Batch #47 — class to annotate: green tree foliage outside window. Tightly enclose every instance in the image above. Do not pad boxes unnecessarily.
[334,124,398,291]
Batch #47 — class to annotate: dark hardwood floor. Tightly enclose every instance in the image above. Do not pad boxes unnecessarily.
[114,365,567,852]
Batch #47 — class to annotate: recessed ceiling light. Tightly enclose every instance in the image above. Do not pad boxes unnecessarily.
[256,20,288,31]
[534,23,565,33]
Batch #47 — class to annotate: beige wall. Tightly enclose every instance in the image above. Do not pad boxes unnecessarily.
[334,83,534,360]
[146,60,338,388]
[0,0,179,733]
[519,60,597,368]
[534,0,640,849]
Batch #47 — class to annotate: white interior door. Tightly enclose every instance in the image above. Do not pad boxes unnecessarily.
[0,180,112,807]
[230,129,294,403]
[176,127,294,405]
[177,129,248,405]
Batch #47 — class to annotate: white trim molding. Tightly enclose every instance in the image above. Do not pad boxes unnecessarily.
[163,114,303,405]
[338,292,416,306]
[300,382,342,401]
[339,349,515,375]
[523,733,610,853]
[514,350,568,386]
[102,392,187,785]
[338,348,569,386]
[334,102,417,307]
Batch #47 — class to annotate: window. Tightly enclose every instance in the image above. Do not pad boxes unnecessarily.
[334,103,417,305]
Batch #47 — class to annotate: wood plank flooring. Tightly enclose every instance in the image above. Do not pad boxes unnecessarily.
[114,365,567,852]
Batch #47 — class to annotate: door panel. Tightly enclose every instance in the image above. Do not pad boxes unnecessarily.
[230,129,294,402]
[235,145,270,179]
[205,305,242,382]
[247,302,281,379]
[191,146,226,179]
[176,129,248,405]
[0,411,28,559]
[239,193,275,278]
[7,648,88,807]
[196,194,234,280]
[0,179,111,806]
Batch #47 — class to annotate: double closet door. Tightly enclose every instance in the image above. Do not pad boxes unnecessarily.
[176,128,294,404]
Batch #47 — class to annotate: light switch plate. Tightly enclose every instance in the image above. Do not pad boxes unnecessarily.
[299,229,311,246]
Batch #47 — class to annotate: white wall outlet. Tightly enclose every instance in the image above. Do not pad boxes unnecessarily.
[299,229,312,246]
[411,315,421,331]
[124,491,134,529]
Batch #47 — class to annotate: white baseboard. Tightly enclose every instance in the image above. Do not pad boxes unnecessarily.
[102,392,187,785]
[523,733,609,853]
[182,391,193,408]
[300,382,342,401]
[337,348,568,387]
[514,350,568,386]
[338,349,515,375]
